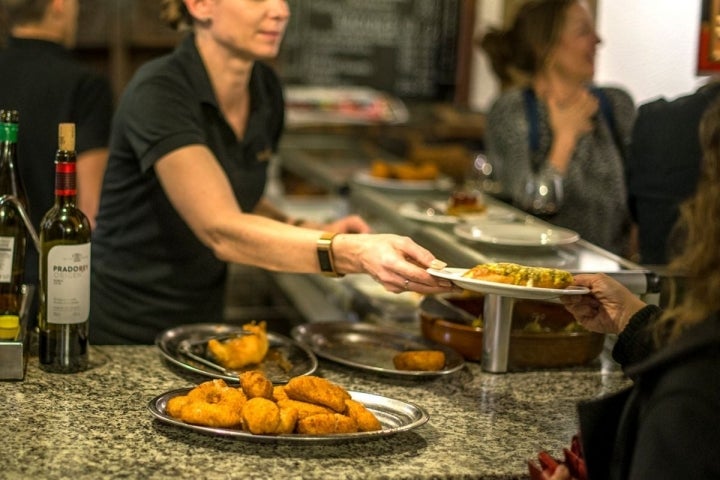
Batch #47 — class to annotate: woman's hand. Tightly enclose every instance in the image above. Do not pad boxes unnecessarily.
[547,88,598,141]
[332,233,455,295]
[560,273,647,334]
[548,464,575,480]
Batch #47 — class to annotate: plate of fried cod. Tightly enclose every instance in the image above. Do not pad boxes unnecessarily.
[148,371,429,443]
[155,321,318,384]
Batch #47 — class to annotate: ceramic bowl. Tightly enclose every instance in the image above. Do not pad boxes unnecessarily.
[419,293,605,369]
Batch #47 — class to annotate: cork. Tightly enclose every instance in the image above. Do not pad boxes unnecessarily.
[58,123,76,151]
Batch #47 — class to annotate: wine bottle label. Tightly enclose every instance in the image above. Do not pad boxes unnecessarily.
[47,243,90,324]
[0,236,15,283]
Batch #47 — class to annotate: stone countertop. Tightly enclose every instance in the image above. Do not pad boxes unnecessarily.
[1,344,630,480]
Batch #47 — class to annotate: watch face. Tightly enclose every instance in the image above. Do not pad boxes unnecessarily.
[317,233,338,275]
[317,247,333,273]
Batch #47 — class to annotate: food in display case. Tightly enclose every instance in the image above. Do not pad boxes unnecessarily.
[369,159,439,181]
[445,190,487,216]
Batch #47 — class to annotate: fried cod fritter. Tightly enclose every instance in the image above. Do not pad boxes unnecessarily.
[207,321,269,369]
[284,375,351,413]
[393,350,446,372]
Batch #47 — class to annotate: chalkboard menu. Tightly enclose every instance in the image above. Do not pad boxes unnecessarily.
[278,0,461,101]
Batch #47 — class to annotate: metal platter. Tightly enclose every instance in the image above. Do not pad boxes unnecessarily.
[148,388,429,443]
[291,321,464,377]
[155,323,318,383]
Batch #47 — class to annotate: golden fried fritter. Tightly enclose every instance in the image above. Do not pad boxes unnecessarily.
[272,385,289,402]
[393,350,446,371]
[165,395,191,419]
[345,399,382,432]
[241,397,280,435]
[276,398,335,420]
[167,379,246,428]
[284,375,351,413]
[296,413,359,435]
[239,370,273,399]
[207,321,269,369]
[275,406,299,434]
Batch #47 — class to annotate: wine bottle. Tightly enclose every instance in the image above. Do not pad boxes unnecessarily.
[38,123,91,373]
[0,109,29,323]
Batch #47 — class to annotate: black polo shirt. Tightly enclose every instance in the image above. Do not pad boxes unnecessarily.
[0,37,113,290]
[90,34,284,344]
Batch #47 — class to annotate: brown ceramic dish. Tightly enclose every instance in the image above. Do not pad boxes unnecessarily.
[419,294,605,369]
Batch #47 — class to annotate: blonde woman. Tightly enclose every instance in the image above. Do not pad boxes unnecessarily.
[90,0,452,344]
[480,0,635,256]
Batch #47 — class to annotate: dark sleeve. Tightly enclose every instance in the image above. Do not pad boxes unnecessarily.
[72,73,114,154]
[612,304,663,367]
[121,74,206,173]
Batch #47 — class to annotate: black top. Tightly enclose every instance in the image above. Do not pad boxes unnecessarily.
[90,34,285,345]
[626,82,720,264]
[0,37,113,315]
[578,306,720,479]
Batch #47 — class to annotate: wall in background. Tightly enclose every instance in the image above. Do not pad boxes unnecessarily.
[470,0,710,112]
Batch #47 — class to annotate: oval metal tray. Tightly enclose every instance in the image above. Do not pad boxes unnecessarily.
[148,388,429,443]
[155,323,318,383]
[291,321,464,377]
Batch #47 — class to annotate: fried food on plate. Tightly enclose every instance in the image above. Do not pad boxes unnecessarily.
[369,159,438,181]
[344,399,382,432]
[284,375,351,413]
[207,321,269,369]
[296,413,359,435]
[239,370,273,399]
[463,262,574,289]
[393,350,446,371]
[166,379,246,428]
[164,371,382,436]
[276,398,335,420]
[242,397,281,435]
[276,406,299,434]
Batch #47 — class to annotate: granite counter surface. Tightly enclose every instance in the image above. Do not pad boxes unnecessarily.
[1,345,629,480]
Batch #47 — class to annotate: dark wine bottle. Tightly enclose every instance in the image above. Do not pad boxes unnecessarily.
[0,109,29,325]
[38,123,91,373]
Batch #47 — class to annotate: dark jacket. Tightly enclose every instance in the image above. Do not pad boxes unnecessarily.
[578,306,720,480]
[627,82,720,264]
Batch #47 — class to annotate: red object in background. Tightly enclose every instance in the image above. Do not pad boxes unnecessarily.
[697,0,720,74]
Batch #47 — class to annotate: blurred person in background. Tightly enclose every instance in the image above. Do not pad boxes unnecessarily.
[479,0,635,257]
[89,0,452,345]
[554,96,720,480]
[0,0,113,324]
[626,78,720,265]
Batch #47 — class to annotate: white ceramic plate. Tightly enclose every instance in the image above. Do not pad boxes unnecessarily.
[427,267,589,300]
[353,170,455,191]
[148,388,428,443]
[454,222,579,247]
[398,201,517,225]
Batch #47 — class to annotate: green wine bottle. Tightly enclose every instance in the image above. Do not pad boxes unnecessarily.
[0,109,29,324]
[38,123,91,373]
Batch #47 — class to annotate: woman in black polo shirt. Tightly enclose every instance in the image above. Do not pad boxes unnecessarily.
[90,0,453,345]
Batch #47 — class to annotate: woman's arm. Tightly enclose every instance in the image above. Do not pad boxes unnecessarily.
[155,144,451,293]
